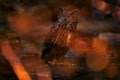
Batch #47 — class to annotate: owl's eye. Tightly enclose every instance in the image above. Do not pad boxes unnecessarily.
[63,18,67,22]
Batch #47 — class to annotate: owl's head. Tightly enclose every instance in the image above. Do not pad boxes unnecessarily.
[58,7,80,23]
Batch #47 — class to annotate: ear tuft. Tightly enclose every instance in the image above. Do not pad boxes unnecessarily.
[70,8,79,15]
[59,7,64,14]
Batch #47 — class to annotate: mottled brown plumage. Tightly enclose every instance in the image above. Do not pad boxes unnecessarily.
[41,7,80,63]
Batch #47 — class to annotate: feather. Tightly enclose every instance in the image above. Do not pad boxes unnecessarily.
[41,8,79,63]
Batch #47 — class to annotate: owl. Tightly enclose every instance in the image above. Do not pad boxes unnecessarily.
[41,7,80,63]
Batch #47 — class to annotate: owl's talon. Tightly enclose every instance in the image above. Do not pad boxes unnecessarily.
[48,59,57,65]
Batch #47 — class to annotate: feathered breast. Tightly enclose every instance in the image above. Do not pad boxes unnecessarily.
[45,22,77,48]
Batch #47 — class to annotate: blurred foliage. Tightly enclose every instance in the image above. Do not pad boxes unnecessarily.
[104,0,120,6]
[0,1,120,80]
[0,0,91,21]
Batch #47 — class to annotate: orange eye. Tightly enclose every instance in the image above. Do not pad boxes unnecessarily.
[66,15,72,19]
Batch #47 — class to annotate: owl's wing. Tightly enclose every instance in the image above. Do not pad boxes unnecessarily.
[41,27,58,60]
